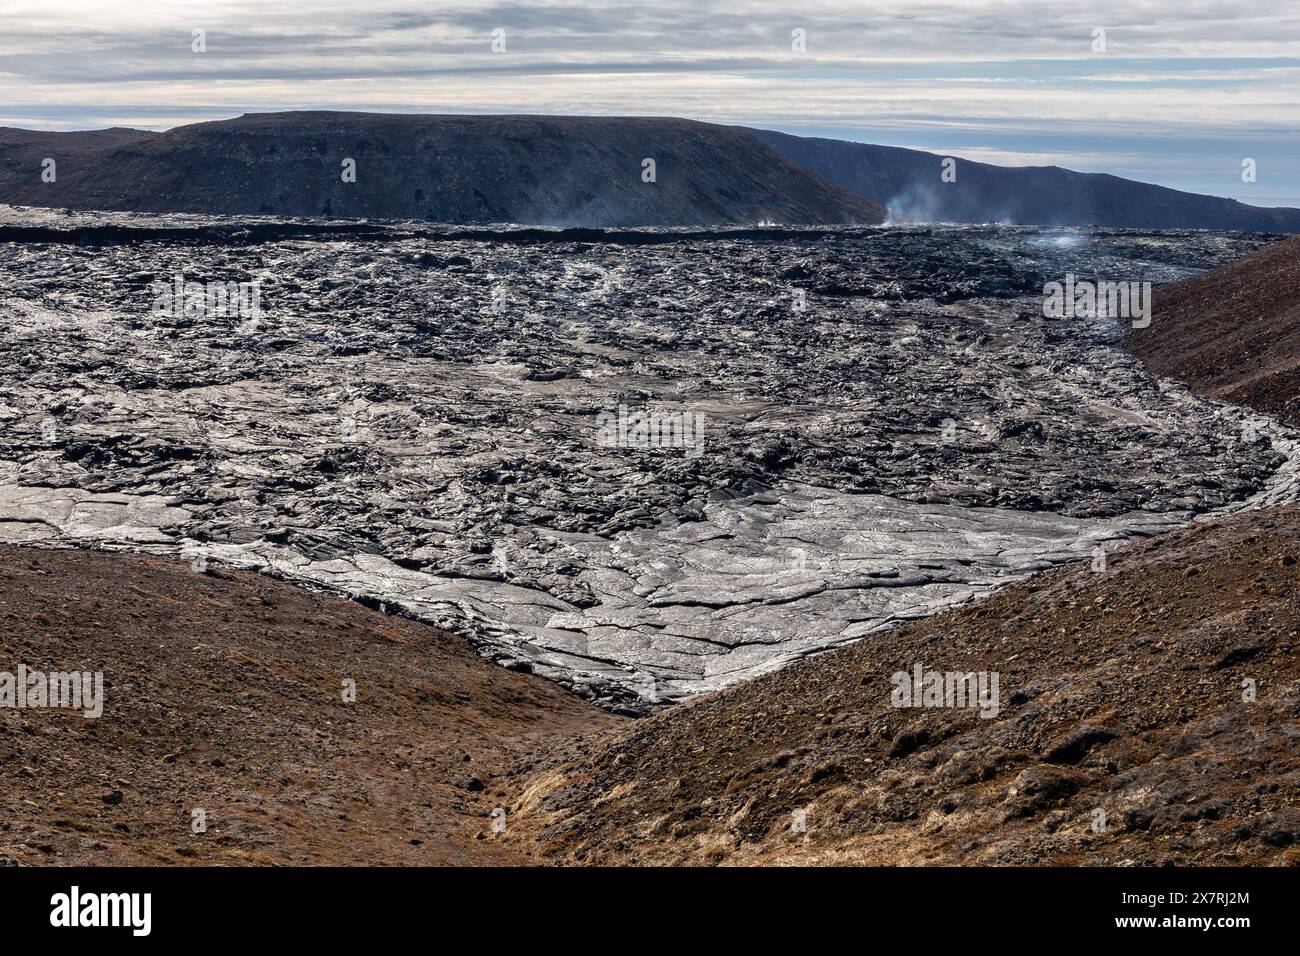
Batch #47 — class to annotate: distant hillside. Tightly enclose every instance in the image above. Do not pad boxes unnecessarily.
[0,112,886,227]
[747,128,1300,232]
[1131,234,1300,424]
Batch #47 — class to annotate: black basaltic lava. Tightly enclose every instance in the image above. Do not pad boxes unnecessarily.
[1,207,1295,711]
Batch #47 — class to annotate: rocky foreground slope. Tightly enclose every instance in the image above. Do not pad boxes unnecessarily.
[0,113,886,227]
[1131,235,1300,425]
[4,501,1294,866]
[0,545,619,865]
[748,128,1300,232]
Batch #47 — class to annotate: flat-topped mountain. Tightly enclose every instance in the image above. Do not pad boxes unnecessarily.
[747,128,1300,232]
[0,112,886,227]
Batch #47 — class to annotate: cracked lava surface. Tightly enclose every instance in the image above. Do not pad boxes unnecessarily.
[0,208,1296,710]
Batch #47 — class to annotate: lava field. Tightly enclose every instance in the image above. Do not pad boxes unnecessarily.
[0,208,1296,710]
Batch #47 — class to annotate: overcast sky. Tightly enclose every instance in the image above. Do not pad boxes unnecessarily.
[3,0,1298,204]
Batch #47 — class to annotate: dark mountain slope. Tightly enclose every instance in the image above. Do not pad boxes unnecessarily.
[0,112,886,227]
[1131,234,1300,424]
[746,127,1300,232]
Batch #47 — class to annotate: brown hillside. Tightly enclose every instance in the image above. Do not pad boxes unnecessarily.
[0,546,620,866]
[1131,235,1300,424]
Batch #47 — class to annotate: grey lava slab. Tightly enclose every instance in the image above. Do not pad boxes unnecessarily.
[0,212,1294,710]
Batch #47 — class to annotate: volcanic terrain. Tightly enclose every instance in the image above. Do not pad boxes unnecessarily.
[5,111,1296,233]
[511,504,1300,866]
[1,209,1297,866]
[1,211,1294,710]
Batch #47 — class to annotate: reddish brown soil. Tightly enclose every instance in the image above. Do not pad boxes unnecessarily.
[5,514,1298,867]
[1131,235,1300,424]
[510,507,1300,866]
[0,546,621,866]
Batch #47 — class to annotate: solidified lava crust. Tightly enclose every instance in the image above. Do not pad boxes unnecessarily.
[0,209,1294,709]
